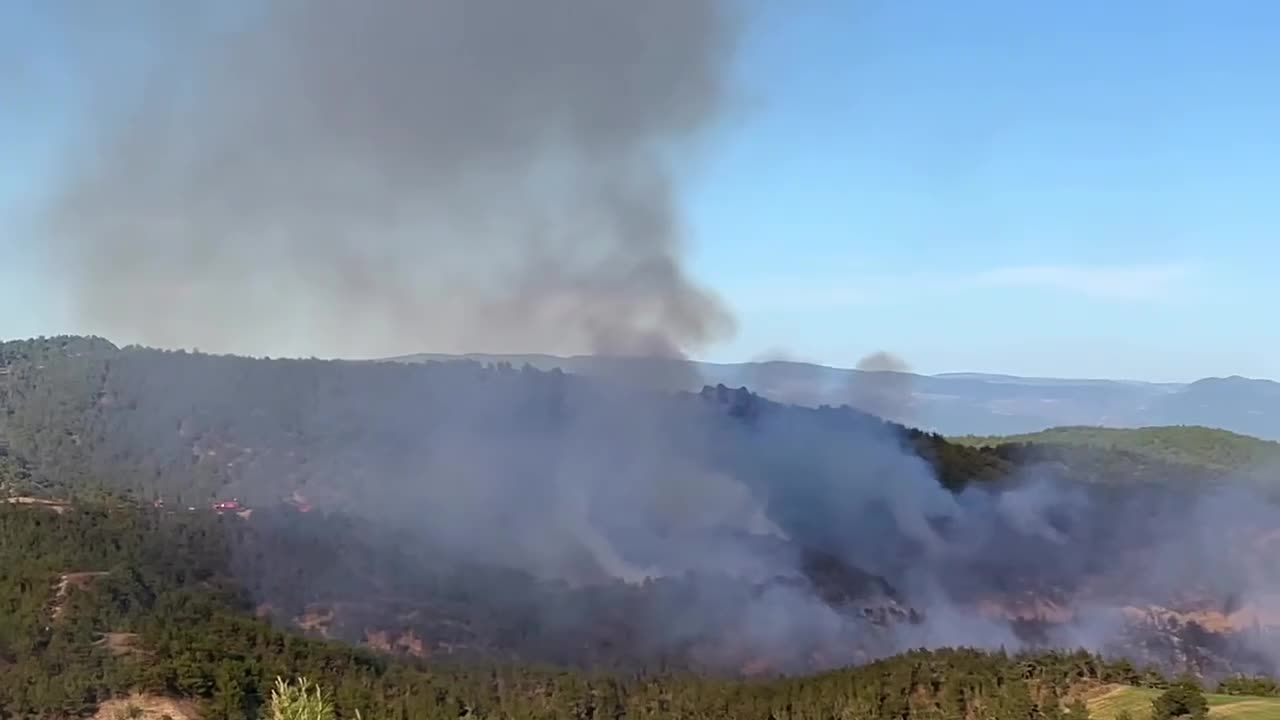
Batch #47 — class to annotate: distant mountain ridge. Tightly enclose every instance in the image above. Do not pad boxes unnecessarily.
[387,353,1280,439]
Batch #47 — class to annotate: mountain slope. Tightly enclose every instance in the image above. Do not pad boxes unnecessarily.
[0,336,1017,523]
[954,425,1280,473]
[4,336,1280,685]
[0,495,1231,719]
[388,352,1280,439]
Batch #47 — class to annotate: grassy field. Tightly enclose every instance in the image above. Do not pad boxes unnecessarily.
[1086,685,1280,719]
[953,425,1280,473]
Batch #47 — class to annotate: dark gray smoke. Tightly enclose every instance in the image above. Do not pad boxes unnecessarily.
[42,0,738,360]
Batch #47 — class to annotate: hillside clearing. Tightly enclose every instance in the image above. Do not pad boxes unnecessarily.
[51,571,110,620]
[94,631,142,656]
[92,694,201,720]
[1086,684,1280,719]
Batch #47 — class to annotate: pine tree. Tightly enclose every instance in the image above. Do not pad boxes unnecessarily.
[1152,679,1208,720]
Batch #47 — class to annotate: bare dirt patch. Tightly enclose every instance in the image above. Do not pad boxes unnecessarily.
[93,694,201,720]
[51,571,110,620]
[4,496,71,513]
[295,604,335,637]
[95,632,142,656]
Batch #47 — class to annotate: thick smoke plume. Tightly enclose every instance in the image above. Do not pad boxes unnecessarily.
[44,0,737,360]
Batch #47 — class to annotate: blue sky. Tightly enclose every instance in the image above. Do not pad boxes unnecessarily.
[4,1,1279,381]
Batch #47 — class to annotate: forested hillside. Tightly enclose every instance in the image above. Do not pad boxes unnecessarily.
[0,337,1026,673]
[0,337,1010,506]
[955,425,1280,475]
[389,355,1280,442]
[4,336,1280,718]
[0,494,1222,720]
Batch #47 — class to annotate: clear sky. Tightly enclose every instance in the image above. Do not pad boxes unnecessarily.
[4,1,1279,381]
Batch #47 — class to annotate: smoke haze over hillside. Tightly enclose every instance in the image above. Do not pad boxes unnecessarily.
[5,339,1280,675]
[43,0,738,360]
[15,0,1280,681]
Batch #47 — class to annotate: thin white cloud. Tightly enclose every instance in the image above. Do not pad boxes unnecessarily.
[729,262,1196,312]
[971,262,1193,300]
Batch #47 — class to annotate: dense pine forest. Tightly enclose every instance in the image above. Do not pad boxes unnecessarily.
[3,336,1280,718]
[0,493,1211,719]
[0,336,1010,504]
[0,336,1233,520]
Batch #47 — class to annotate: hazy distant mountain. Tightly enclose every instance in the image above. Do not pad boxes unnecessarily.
[387,353,1280,439]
